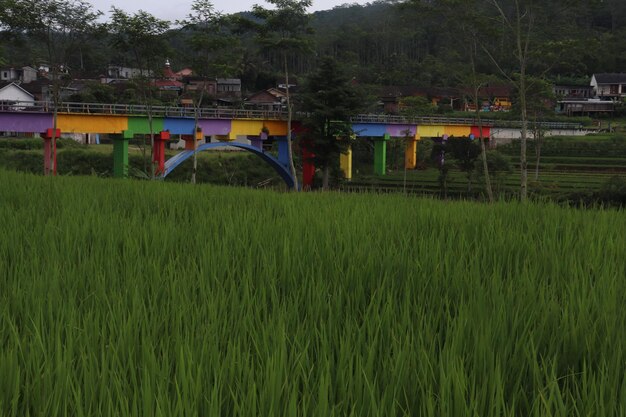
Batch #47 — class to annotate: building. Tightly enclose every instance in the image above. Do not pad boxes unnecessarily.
[154,60,184,93]
[216,78,241,95]
[102,65,153,84]
[590,73,626,100]
[244,88,287,111]
[0,82,35,110]
[0,66,38,84]
[553,85,594,100]
[379,86,463,114]
[556,99,614,116]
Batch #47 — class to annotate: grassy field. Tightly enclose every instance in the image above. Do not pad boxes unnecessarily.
[0,138,283,188]
[1,169,625,416]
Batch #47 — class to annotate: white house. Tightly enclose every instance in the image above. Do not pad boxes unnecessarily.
[102,65,153,83]
[0,82,35,110]
[590,73,626,100]
[0,66,37,84]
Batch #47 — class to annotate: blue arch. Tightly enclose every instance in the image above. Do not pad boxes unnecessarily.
[162,142,296,189]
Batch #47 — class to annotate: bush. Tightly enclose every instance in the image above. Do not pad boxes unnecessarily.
[0,138,84,150]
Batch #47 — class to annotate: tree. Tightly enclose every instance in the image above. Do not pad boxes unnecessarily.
[482,0,539,201]
[108,8,170,178]
[300,56,364,190]
[430,0,498,202]
[399,96,436,118]
[177,0,239,77]
[448,137,481,193]
[514,76,554,181]
[249,0,313,191]
[1,0,101,175]
[177,0,236,184]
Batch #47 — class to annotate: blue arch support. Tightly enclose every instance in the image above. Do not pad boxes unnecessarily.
[161,141,296,189]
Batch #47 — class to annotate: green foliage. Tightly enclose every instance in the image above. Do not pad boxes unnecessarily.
[107,8,170,74]
[448,137,481,182]
[0,138,82,150]
[252,0,312,54]
[300,56,365,183]
[596,175,626,205]
[177,0,241,77]
[399,96,437,118]
[474,149,513,195]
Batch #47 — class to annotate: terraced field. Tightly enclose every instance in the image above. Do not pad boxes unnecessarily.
[346,134,626,201]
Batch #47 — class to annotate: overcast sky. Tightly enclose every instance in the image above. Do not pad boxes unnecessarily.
[90,0,371,23]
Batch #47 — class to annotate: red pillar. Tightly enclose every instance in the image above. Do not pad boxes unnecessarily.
[152,131,171,176]
[301,139,315,190]
[40,128,60,176]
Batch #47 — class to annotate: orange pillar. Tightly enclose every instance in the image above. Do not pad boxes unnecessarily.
[182,128,203,150]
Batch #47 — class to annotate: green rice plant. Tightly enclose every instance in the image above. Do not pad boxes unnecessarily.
[0,169,625,417]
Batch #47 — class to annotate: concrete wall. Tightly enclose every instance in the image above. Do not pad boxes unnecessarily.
[490,128,588,146]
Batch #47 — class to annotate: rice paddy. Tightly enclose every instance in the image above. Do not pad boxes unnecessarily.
[1,169,625,416]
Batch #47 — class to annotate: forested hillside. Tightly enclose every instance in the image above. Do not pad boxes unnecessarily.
[1,0,625,92]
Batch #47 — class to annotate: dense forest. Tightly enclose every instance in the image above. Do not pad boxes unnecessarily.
[1,0,626,93]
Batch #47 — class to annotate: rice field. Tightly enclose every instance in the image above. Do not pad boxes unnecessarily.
[1,169,625,417]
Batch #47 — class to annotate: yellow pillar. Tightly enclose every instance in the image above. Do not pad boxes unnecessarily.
[340,146,352,180]
[405,135,419,169]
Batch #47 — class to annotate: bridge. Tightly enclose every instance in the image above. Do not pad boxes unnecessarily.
[0,101,586,189]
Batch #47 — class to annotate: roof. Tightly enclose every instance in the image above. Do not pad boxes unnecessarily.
[175,68,193,77]
[592,73,626,84]
[20,79,50,94]
[217,78,241,84]
[0,82,35,98]
[0,65,36,70]
[379,85,461,99]
[246,90,283,103]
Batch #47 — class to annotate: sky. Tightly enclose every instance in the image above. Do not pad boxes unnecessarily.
[89,0,371,23]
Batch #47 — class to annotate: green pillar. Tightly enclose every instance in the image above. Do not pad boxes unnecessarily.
[374,133,389,176]
[113,130,132,178]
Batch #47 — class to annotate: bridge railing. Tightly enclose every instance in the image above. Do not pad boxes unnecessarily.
[0,100,286,120]
[350,114,583,130]
[0,100,583,129]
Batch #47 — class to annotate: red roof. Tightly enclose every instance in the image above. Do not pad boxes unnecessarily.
[163,65,176,79]
[154,79,183,89]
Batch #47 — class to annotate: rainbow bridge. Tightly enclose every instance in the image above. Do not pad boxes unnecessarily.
[0,101,584,189]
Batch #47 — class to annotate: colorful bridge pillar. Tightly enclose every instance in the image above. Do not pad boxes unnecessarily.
[340,146,352,180]
[249,131,268,150]
[182,128,203,150]
[41,128,60,176]
[405,135,419,170]
[274,136,290,171]
[152,130,171,175]
[374,133,389,176]
[301,139,315,189]
[113,130,133,178]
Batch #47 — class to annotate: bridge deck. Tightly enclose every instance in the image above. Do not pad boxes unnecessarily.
[0,101,583,130]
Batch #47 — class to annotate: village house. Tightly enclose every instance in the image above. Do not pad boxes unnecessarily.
[0,66,38,84]
[379,86,463,114]
[463,84,513,112]
[244,88,287,111]
[0,82,35,110]
[104,64,151,81]
[590,73,626,101]
[154,60,184,92]
[553,84,594,100]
